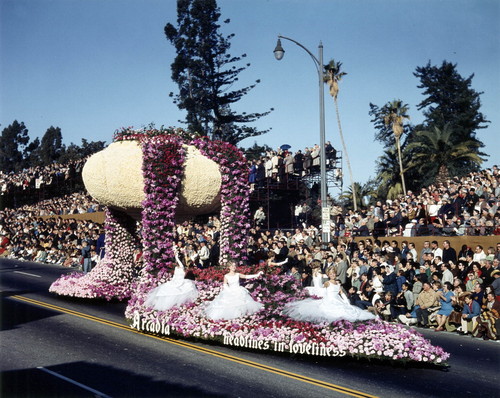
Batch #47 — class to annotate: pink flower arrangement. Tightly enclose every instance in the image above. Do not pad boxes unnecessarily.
[190,138,250,265]
[49,208,140,300]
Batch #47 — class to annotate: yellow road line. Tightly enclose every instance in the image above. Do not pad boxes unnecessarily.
[10,295,378,398]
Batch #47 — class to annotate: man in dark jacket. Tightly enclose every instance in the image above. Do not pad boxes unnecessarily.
[442,240,457,264]
[381,265,398,295]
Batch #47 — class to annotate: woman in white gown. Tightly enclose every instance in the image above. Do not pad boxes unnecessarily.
[305,260,327,297]
[145,255,199,311]
[205,262,264,320]
[284,269,376,323]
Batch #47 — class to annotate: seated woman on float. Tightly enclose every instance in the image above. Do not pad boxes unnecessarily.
[284,267,376,323]
[145,253,199,311]
[204,261,264,321]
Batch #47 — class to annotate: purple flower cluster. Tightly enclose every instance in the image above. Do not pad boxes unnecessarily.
[191,138,250,265]
[141,135,185,273]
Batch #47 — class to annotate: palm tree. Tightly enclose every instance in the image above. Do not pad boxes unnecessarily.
[340,181,377,209]
[382,100,410,195]
[375,147,405,199]
[405,123,483,185]
[324,59,357,210]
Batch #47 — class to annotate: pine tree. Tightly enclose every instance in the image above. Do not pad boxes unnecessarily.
[39,126,64,166]
[413,61,489,170]
[0,120,30,172]
[165,0,272,144]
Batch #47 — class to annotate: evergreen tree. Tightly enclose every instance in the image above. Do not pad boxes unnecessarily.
[243,142,272,161]
[413,61,489,170]
[24,137,41,167]
[165,0,272,144]
[0,120,30,172]
[39,126,64,165]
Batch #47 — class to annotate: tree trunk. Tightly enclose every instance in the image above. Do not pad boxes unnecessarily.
[334,99,357,211]
[395,136,406,195]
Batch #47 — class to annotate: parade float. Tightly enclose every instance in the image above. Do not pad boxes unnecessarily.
[50,128,450,366]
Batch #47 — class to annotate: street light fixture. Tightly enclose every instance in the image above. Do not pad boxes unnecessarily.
[273,35,330,243]
[273,39,285,60]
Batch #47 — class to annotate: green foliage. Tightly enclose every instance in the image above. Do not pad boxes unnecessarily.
[324,59,347,100]
[58,138,107,163]
[340,180,377,209]
[374,147,405,199]
[24,137,41,167]
[38,126,64,165]
[0,120,108,170]
[413,61,488,171]
[165,0,272,144]
[0,120,30,172]
[405,124,484,186]
[370,61,489,196]
[369,100,411,148]
[242,141,272,161]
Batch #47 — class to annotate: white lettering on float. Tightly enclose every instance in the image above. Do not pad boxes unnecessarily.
[130,314,346,358]
[222,332,345,357]
[131,312,170,335]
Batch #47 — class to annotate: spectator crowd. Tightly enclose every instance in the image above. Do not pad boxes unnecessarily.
[0,159,87,195]
[248,141,340,187]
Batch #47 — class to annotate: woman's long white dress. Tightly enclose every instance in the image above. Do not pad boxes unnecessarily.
[205,273,264,320]
[284,283,376,323]
[372,275,383,293]
[145,266,198,311]
[305,273,326,297]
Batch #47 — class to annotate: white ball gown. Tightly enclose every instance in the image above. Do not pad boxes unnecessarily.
[284,282,376,323]
[145,265,199,311]
[205,273,264,320]
[305,273,326,297]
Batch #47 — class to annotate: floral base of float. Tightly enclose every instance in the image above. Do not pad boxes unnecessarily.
[125,268,450,367]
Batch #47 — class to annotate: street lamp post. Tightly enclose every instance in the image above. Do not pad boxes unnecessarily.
[274,35,330,244]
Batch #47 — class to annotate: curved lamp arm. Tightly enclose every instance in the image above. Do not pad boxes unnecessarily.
[274,35,322,77]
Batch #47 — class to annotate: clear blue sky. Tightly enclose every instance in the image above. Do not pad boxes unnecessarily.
[1,0,498,191]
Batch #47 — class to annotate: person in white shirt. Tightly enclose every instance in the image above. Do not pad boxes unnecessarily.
[441,263,454,285]
[473,245,487,262]
[197,240,210,268]
[431,240,443,260]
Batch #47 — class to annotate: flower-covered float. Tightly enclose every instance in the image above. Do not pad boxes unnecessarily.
[50,127,450,366]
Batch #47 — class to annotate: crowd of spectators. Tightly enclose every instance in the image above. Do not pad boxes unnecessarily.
[0,159,86,195]
[328,166,499,237]
[247,142,499,237]
[248,141,340,187]
[0,192,104,268]
[245,228,500,340]
[0,159,88,209]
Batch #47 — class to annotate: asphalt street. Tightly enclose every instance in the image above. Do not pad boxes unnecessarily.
[1,258,499,398]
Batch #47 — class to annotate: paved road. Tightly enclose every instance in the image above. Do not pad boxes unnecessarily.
[1,258,499,398]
